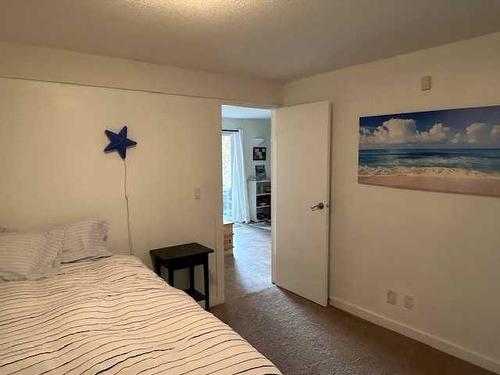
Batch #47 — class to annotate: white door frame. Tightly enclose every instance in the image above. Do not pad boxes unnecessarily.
[271,110,278,284]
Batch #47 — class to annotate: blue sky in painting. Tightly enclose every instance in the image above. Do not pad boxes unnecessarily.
[359,105,500,149]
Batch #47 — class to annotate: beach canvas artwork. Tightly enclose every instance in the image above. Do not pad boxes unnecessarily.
[358,105,500,197]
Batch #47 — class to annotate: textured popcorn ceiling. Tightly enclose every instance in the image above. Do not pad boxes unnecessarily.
[1,0,500,81]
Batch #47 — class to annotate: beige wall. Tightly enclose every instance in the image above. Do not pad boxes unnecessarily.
[0,42,282,106]
[0,43,282,306]
[222,118,272,182]
[284,32,500,372]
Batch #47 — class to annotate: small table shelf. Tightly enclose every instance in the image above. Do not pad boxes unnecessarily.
[150,243,214,310]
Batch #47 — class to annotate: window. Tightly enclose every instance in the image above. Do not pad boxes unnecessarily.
[222,132,233,222]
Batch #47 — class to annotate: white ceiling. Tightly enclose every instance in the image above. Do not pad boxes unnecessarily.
[222,105,271,119]
[1,0,500,81]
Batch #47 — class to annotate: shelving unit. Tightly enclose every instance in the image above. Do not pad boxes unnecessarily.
[248,179,271,222]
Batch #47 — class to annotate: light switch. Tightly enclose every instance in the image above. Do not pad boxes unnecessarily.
[194,187,201,200]
[421,75,432,91]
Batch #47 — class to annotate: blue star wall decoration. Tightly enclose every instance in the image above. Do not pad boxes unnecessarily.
[104,126,137,159]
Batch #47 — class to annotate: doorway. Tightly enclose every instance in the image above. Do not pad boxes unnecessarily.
[221,105,273,302]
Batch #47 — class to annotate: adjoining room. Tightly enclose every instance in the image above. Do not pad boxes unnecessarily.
[221,105,273,302]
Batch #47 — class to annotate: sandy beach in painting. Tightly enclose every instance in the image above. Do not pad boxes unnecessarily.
[358,166,500,196]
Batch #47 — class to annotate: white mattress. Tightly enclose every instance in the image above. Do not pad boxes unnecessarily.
[0,255,280,374]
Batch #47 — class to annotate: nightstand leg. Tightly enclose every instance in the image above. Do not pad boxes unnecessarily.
[155,262,161,277]
[189,265,195,290]
[168,265,174,286]
[203,258,209,311]
[153,259,161,276]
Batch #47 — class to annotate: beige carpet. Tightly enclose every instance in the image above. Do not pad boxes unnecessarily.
[212,287,493,375]
[215,225,493,374]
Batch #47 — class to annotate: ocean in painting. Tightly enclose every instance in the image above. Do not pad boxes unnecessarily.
[359,148,500,178]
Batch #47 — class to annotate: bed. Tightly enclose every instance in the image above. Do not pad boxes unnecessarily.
[0,255,281,374]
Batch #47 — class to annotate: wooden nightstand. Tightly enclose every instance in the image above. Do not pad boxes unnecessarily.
[150,243,214,310]
[223,221,234,255]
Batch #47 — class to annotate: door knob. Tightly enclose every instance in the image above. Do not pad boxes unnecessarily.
[310,202,325,211]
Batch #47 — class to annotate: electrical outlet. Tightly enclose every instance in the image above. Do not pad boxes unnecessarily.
[404,295,414,310]
[386,290,397,305]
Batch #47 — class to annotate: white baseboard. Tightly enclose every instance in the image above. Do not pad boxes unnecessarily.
[329,296,500,374]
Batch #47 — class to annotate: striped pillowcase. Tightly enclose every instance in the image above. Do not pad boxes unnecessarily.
[0,227,65,281]
[60,219,112,263]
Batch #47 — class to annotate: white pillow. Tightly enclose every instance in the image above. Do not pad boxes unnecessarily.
[60,220,112,263]
[0,228,64,281]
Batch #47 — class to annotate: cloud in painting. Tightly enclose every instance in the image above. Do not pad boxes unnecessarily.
[361,118,500,147]
[360,118,450,145]
[415,123,450,143]
[450,123,500,145]
[492,125,500,142]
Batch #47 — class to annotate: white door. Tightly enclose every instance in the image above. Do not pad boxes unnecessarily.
[271,101,331,306]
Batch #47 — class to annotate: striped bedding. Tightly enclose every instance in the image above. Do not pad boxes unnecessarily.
[0,255,280,374]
